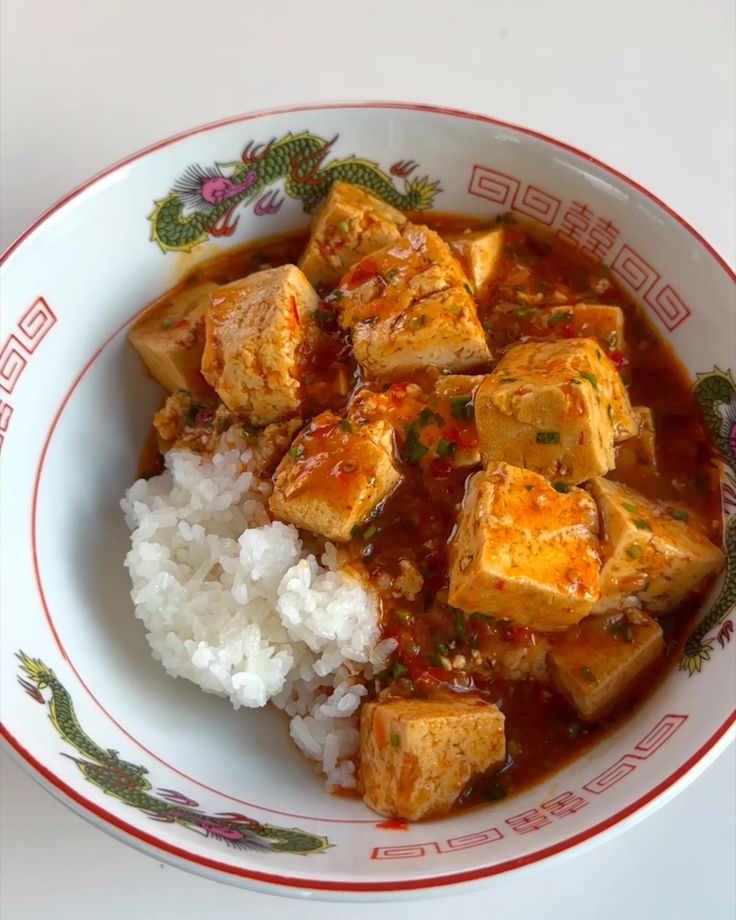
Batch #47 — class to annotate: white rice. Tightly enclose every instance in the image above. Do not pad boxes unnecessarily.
[121,441,394,789]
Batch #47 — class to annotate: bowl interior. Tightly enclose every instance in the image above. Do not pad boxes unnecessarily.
[1,104,734,897]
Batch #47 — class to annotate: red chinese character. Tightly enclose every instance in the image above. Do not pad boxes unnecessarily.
[541,791,588,818]
[557,201,593,245]
[582,218,619,259]
[505,808,552,835]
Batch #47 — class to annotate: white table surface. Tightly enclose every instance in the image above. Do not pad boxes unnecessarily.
[1,0,734,916]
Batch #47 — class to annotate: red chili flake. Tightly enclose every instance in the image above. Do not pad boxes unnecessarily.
[503,624,531,644]
[609,350,629,367]
[458,428,478,449]
[560,324,576,338]
[577,431,586,445]
[195,407,215,424]
[495,580,505,590]
[172,318,189,329]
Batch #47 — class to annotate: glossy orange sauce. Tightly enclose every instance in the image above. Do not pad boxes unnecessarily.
[136,214,722,807]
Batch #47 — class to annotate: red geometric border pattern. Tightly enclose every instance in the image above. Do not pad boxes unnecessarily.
[583,714,688,794]
[0,335,27,396]
[468,167,693,331]
[372,827,502,860]
[0,297,56,449]
[18,297,57,352]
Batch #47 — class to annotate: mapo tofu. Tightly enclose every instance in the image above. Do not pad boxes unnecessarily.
[129,186,726,821]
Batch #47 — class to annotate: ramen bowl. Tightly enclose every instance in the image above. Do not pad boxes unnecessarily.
[1,102,734,900]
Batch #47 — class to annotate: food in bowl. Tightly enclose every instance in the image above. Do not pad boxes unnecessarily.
[123,180,725,822]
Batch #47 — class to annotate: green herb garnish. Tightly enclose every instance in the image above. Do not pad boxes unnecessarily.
[553,482,572,493]
[417,407,444,428]
[289,444,305,460]
[626,543,643,559]
[363,523,380,540]
[566,721,582,740]
[633,518,652,531]
[436,438,456,458]
[547,309,572,327]
[485,784,507,801]
[338,420,353,433]
[337,220,350,235]
[609,621,634,643]
[621,502,637,513]
[450,395,474,420]
[672,508,689,522]
[579,665,597,683]
[403,426,429,464]
[463,282,473,295]
[395,609,413,625]
[390,733,400,748]
[536,431,560,444]
[580,370,598,389]
[392,661,408,678]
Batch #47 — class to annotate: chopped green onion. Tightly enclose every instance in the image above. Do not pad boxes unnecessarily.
[337,220,350,235]
[569,377,582,385]
[536,431,560,444]
[289,444,305,460]
[500,377,517,384]
[417,407,444,428]
[450,395,474,420]
[363,523,380,540]
[579,665,597,683]
[672,508,689,522]
[390,733,400,748]
[524,484,534,491]
[485,784,507,801]
[161,317,173,329]
[507,740,522,757]
[350,525,361,537]
[436,642,449,656]
[338,420,353,433]
[553,482,572,493]
[580,370,598,390]
[392,661,408,678]
[566,721,582,740]
[403,426,429,464]
[436,438,456,458]
[395,609,413,624]
[313,307,335,328]
[384,269,397,281]
[626,543,643,559]
[633,518,652,531]
[621,502,637,513]
[607,403,613,420]
[547,310,572,327]
[609,621,634,643]
[463,282,473,296]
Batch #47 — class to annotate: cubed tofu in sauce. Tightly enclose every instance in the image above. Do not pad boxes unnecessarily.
[475,338,636,484]
[586,477,725,614]
[201,265,319,425]
[448,463,601,631]
[269,410,400,542]
[445,227,504,296]
[548,611,664,721]
[128,281,219,395]
[360,697,506,821]
[337,223,491,380]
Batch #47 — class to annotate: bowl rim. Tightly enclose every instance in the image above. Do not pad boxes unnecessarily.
[1,100,734,898]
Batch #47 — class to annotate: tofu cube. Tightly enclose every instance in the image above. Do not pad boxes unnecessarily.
[587,477,726,613]
[488,303,625,355]
[269,411,400,542]
[612,406,657,487]
[128,281,219,395]
[360,697,505,821]
[446,228,504,295]
[548,611,664,721]
[475,338,637,484]
[448,463,601,631]
[201,265,319,425]
[298,181,405,289]
[337,224,491,380]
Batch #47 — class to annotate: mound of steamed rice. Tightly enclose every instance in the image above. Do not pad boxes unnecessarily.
[121,440,394,790]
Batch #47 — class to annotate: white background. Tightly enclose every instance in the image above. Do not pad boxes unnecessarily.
[1,0,734,916]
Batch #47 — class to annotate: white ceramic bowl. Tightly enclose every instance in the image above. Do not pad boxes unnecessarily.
[1,102,734,900]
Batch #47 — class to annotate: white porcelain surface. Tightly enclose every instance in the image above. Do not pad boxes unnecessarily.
[1,100,734,900]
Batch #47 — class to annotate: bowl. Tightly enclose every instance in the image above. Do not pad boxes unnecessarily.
[1,102,734,900]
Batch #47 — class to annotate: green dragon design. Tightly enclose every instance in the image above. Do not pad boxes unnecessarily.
[15,652,329,854]
[679,367,736,674]
[149,131,441,253]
